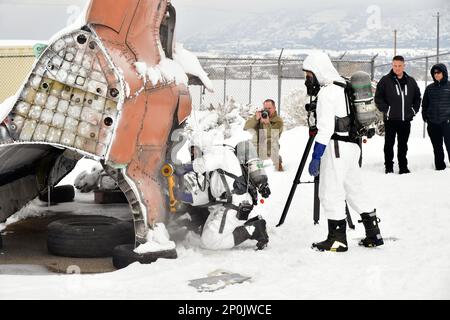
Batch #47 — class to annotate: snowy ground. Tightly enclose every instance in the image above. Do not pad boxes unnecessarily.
[1,118,449,300]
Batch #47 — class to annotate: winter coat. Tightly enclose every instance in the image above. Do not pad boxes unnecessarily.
[375,70,422,121]
[244,112,284,159]
[302,51,349,146]
[422,63,450,125]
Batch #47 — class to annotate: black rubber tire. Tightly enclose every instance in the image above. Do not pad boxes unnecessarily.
[47,216,135,258]
[113,244,178,269]
[39,185,75,204]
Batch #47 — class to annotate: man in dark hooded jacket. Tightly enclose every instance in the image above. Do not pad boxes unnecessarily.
[422,63,450,170]
[375,56,422,174]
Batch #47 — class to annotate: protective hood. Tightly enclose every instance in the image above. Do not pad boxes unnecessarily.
[431,63,448,84]
[303,51,343,86]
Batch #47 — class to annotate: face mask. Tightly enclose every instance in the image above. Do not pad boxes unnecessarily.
[305,74,320,96]
[190,146,203,162]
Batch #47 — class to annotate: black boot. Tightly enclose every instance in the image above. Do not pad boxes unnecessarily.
[0,233,2,249]
[385,164,394,174]
[246,217,269,250]
[312,219,348,252]
[358,210,384,247]
[233,216,269,250]
[233,226,251,246]
[399,166,410,174]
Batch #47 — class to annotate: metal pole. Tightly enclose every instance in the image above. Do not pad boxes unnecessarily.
[199,86,203,108]
[249,64,253,105]
[423,56,429,139]
[277,48,284,115]
[313,176,320,225]
[371,54,379,81]
[437,12,440,63]
[277,132,316,227]
[223,66,227,105]
[394,29,397,56]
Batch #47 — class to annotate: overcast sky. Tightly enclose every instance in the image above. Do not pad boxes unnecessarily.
[0,0,446,40]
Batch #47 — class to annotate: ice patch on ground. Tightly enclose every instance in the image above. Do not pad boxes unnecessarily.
[134,223,176,254]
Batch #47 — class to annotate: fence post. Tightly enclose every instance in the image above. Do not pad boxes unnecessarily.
[249,63,254,105]
[278,49,284,115]
[371,54,379,81]
[423,56,429,139]
[224,65,227,105]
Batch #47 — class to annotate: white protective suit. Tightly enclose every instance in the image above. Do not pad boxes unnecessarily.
[303,52,372,221]
[191,145,255,250]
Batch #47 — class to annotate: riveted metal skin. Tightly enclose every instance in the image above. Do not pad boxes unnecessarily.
[0,0,192,245]
[87,0,192,244]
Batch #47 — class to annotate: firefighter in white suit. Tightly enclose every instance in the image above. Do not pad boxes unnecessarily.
[303,51,384,252]
[176,140,270,251]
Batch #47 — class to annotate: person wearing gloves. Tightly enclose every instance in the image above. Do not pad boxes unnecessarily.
[303,51,384,252]
[174,136,270,251]
[422,63,450,171]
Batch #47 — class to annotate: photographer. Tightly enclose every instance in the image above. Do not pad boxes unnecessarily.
[244,99,285,171]
[303,51,384,252]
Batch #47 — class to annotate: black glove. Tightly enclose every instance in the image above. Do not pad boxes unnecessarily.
[258,183,271,199]
[237,202,254,221]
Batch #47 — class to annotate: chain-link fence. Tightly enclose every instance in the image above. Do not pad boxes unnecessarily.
[374,52,450,84]
[1,46,376,118]
[190,55,376,115]
[0,47,35,103]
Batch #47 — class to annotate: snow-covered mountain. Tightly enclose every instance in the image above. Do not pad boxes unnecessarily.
[179,6,450,54]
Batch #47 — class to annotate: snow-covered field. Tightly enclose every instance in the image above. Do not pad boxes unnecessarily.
[1,117,449,300]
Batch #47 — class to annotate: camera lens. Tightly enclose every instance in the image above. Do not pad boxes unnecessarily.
[262,110,269,119]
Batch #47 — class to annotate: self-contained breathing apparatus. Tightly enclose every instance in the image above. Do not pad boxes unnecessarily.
[333,71,379,141]
[164,141,271,224]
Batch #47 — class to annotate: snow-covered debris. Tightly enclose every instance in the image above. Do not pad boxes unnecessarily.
[186,98,249,145]
[133,58,188,88]
[282,87,309,129]
[74,163,119,193]
[134,223,176,254]
[173,43,214,92]
[133,43,213,94]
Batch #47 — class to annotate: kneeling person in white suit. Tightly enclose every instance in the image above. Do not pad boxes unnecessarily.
[176,142,270,251]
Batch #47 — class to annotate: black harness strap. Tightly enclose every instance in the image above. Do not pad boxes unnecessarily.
[218,171,233,204]
[334,139,341,159]
[219,208,229,234]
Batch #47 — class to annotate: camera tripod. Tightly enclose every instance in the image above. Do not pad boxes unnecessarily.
[276,129,355,229]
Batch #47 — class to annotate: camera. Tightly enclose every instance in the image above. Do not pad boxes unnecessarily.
[261,110,270,119]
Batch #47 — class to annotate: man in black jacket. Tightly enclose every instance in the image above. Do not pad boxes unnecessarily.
[375,56,422,174]
[422,63,450,170]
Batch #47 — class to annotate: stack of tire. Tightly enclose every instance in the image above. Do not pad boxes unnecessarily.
[47,216,177,269]
[45,185,177,269]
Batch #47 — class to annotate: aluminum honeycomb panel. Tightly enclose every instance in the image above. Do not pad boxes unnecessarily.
[5,30,123,158]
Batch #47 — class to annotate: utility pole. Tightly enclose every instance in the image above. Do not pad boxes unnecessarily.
[394,29,397,56]
[434,12,440,63]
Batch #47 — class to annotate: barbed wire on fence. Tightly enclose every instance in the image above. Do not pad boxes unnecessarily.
[3,48,449,130]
